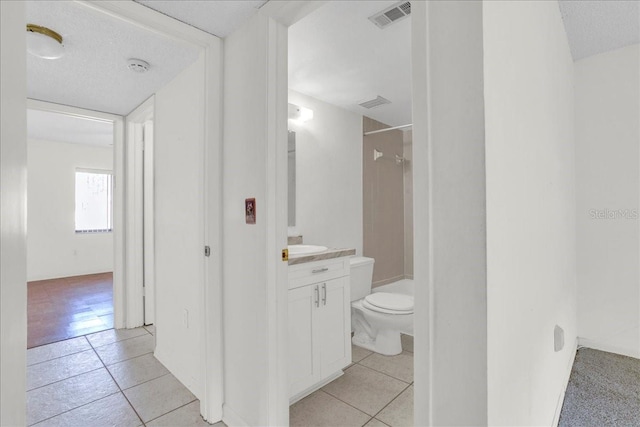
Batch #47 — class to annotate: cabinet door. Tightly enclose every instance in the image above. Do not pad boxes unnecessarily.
[317,276,352,377]
[288,284,321,397]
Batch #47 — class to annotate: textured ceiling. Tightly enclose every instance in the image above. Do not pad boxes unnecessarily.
[288,1,638,128]
[559,0,640,60]
[28,109,113,147]
[25,0,637,125]
[26,1,200,116]
[134,0,268,38]
[289,1,412,127]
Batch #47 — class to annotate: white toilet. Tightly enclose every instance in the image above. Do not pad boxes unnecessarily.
[350,257,414,356]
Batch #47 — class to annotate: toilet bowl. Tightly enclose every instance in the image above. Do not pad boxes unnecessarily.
[350,257,414,356]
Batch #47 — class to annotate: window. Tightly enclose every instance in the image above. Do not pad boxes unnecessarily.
[75,169,113,233]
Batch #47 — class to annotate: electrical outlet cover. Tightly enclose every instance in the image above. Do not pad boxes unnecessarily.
[554,325,564,352]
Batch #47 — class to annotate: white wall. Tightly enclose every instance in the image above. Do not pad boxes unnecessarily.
[288,90,363,254]
[27,139,114,281]
[222,12,289,426]
[1,1,27,425]
[575,44,640,358]
[153,54,206,400]
[483,1,576,425]
[412,2,488,425]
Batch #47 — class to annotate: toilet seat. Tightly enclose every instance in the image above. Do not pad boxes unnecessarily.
[362,292,413,314]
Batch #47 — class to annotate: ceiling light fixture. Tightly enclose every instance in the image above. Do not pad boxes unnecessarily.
[26,24,64,60]
[127,59,150,73]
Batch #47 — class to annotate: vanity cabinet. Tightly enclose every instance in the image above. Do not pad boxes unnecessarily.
[288,257,351,401]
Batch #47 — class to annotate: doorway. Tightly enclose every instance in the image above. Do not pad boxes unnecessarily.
[26,101,123,348]
[23,0,224,421]
[286,1,414,425]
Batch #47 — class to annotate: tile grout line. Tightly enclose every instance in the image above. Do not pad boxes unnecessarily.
[104,327,203,424]
[94,350,155,371]
[92,327,185,426]
[28,315,150,354]
[27,348,93,368]
[143,397,199,425]
[355,352,413,423]
[87,329,154,351]
[31,335,128,425]
[26,328,153,426]
[116,370,198,424]
[28,325,149,365]
[92,334,147,427]
[89,335,155,366]
[120,369,171,392]
[105,349,158,370]
[361,416,391,427]
[314,389,372,420]
[305,348,412,424]
[29,334,90,353]
[369,382,412,422]
[319,361,409,419]
[26,365,105,393]
[354,357,412,385]
[28,391,123,427]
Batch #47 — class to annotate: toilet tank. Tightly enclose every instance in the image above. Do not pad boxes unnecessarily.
[349,257,375,301]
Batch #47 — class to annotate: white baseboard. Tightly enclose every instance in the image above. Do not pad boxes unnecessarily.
[551,338,578,427]
[222,403,251,427]
[577,337,640,360]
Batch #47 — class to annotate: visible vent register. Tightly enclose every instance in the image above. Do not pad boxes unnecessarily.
[368,1,411,29]
[358,95,392,109]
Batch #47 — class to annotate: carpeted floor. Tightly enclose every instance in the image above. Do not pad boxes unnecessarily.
[559,347,640,426]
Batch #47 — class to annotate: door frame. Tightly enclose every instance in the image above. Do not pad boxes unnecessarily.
[26,99,127,329]
[125,96,154,327]
[256,2,331,425]
[259,1,434,425]
[142,116,155,325]
[75,1,224,422]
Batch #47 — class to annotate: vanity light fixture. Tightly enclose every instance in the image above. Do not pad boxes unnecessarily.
[288,103,314,124]
[26,24,64,59]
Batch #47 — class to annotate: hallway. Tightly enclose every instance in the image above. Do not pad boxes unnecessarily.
[26,326,220,426]
[28,273,113,348]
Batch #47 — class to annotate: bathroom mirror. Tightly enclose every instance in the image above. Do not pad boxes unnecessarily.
[288,131,296,226]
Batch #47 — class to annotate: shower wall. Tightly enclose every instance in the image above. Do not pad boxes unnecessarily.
[363,117,412,287]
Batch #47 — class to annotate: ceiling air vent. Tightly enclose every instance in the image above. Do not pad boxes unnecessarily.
[368,1,411,29]
[358,95,391,109]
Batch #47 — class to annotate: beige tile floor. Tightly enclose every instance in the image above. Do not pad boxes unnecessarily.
[290,334,414,427]
[26,325,224,427]
[28,327,413,426]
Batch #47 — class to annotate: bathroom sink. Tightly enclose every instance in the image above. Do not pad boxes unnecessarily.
[288,245,328,256]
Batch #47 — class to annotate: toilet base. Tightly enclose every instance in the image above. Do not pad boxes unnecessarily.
[352,329,402,356]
